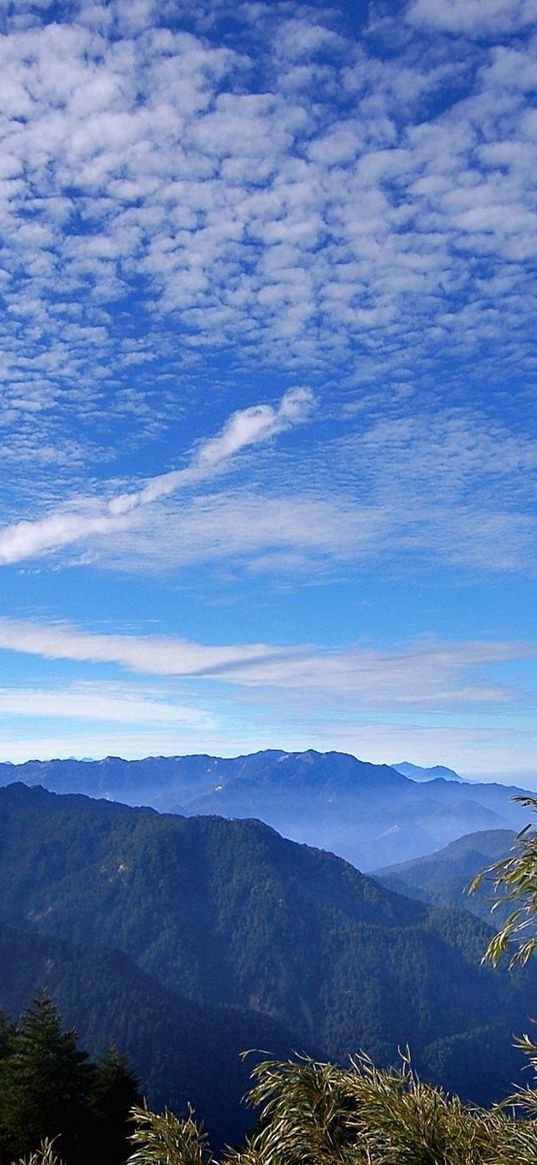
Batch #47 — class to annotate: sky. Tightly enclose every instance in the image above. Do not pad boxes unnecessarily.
[1,0,537,781]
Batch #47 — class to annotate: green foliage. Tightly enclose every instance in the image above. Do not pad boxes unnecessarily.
[0,993,95,1164]
[0,994,139,1165]
[91,1046,142,1165]
[125,1057,527,1165]
[242,1055,507,1165]
[127,1104,212,1165]
[12,1142,63,1165]
[469,797,537,969]
[13,1140,63,1165]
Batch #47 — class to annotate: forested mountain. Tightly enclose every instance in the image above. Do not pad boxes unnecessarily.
[0,922,297,1147]
[374,829,516,923]
[0,750,530,868]
[0,782,534,1108]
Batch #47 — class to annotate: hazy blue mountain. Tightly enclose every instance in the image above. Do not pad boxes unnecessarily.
[374,829,516,923]
[0,782,535,1107]
[0,753,264,812]
[0,750,530,868]
[173,754,530,869]
[392,761,467,783]
[0,923,298,1147]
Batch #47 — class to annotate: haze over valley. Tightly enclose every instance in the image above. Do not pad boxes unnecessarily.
[0,748,531,869]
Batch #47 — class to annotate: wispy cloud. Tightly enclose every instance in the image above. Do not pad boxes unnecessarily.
[0,387,314,564]
[70,404,537,579]
[0,616,535,709]
[0,681,215,728]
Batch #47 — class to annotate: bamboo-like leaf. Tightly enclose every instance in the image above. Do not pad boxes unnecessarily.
[127,1102,214,1165]
[12,1141,63,1165]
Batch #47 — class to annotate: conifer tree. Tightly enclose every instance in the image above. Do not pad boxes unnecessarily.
[0,993,94,1165]
[92,1045,142,1165]
[0,1010,15,1063]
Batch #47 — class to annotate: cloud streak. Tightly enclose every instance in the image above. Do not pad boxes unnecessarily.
[0,617,535,709]
[72,403,537,580]
[0,387,314,564]
[0,682,215,728]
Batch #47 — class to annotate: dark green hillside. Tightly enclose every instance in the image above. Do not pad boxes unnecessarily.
[0,751,531,868]
[0,783,533,1105]
[374,829,515,922]
[0,923,298,1148]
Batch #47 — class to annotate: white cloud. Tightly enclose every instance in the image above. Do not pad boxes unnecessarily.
[0,682,214,728]
[0,0,534,456]
[0,616,535,709]
[72,404,537,579]
[0,617,290,677]
[406,0,537,35]
[0,387,314,563]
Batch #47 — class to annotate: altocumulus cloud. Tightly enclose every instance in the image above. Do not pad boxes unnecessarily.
[0,0,536,447]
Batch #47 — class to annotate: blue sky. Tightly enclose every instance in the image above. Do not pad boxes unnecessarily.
[1,0,537,780]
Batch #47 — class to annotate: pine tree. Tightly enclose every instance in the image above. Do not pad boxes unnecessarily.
[0,993,95,1164]
[0,1009,16,1165]
[92,1044,142,1165]
[0,1010,15,1063]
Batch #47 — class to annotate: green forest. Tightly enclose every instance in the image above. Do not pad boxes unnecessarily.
[0,783,534,1109]
[10,802,537,1165]
[5,785,537,1162]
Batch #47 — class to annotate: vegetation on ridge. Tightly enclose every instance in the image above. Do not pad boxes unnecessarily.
[0,782,534,1106]
[82,799,537,1163]
[20,1054,537,1165]
[11,790,537,1164]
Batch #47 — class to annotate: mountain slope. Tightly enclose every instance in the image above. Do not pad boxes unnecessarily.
[175,755,529,869]
[374,829,516,922]
[0,754,251,812]
[0,782,534,1106]
[0,923,298,1148]
[0,750,528,868]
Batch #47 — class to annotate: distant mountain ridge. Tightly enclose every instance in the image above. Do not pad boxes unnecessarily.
[0,781,535,1109]
[374,829,516,923]
[0,750,529,868]
[392,761,468,783]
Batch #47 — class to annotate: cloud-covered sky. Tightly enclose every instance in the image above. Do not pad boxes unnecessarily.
[1,0,537,779]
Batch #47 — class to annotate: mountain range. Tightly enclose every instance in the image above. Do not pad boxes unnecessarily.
[0,750,530,868]
[374,829,516,924]
[0,781,534,1120]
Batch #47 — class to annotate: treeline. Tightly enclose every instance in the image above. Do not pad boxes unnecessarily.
[0,995,139,1165]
